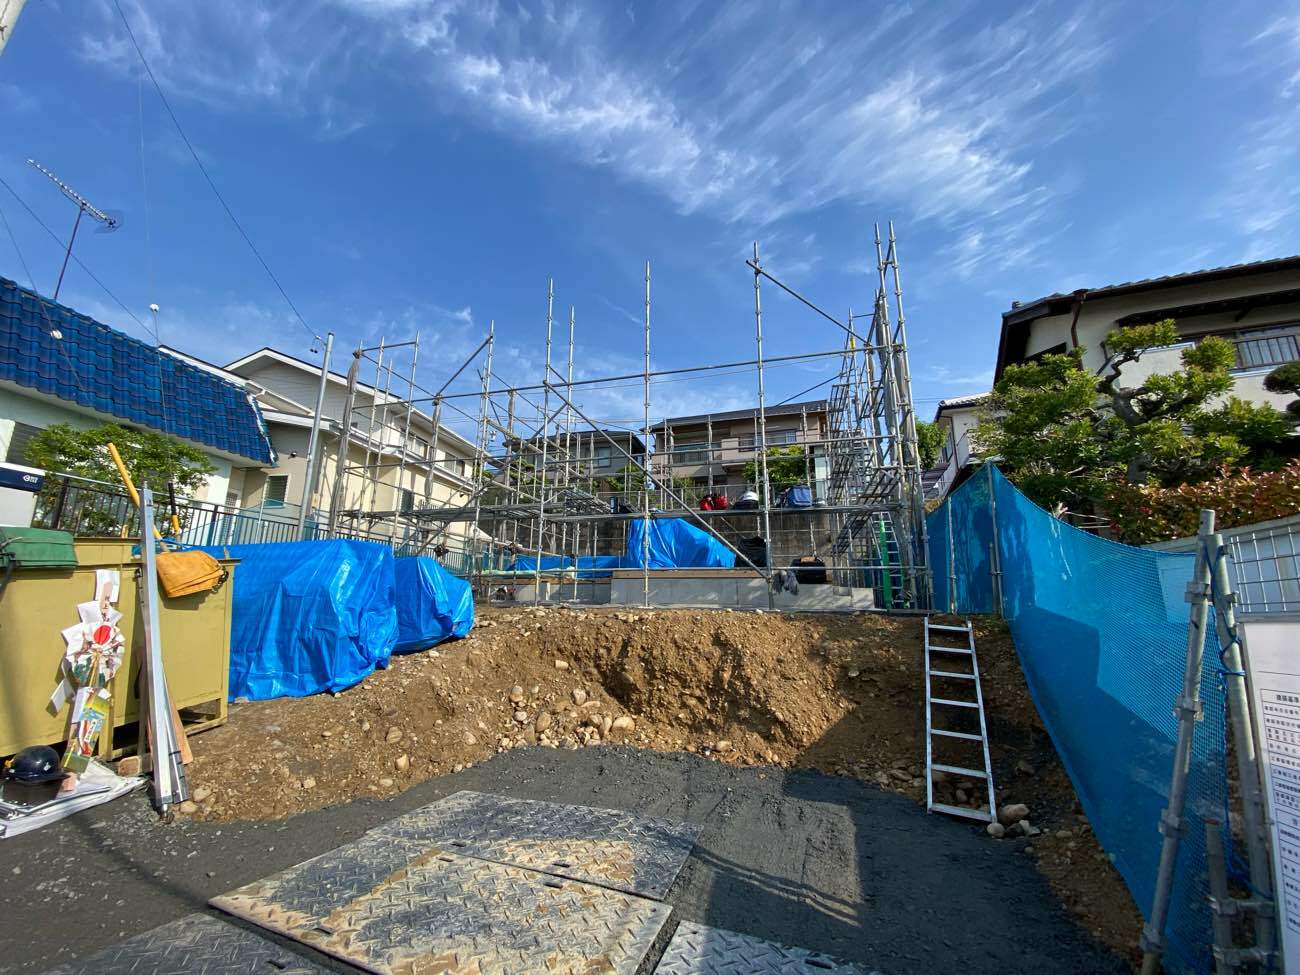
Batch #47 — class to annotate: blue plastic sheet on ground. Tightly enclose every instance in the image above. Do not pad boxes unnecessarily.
[576,555,627,578]
[393,556,475,653]
[934,466,1226,974]
[508,555,573,572]
[625,517,736,569]
[199,539,398,701]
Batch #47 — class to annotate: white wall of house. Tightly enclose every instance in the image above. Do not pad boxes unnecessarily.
[0,383,237,503]
[1016,268,1300,412]
[937,405,982,462]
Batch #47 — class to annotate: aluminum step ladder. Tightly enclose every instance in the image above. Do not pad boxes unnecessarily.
[924,617,996,823]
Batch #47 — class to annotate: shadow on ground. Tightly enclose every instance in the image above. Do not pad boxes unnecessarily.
[0,744,1127,974]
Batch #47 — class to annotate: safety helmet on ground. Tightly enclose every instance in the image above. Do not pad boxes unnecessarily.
[3,746,63,784]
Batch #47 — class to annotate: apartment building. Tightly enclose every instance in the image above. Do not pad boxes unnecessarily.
[653,400,829,500]
[220,347,480,539]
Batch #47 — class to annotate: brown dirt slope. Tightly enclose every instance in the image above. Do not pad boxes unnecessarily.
[180,605,1141,965]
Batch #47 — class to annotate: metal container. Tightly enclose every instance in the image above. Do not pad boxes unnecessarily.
[0,539,236,759]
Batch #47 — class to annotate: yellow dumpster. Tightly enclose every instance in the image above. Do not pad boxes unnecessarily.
[0,538,236,759]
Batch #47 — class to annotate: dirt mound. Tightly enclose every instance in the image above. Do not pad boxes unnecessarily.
[178,604,1141,966]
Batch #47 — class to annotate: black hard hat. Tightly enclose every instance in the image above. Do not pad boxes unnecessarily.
[3,746,63,784]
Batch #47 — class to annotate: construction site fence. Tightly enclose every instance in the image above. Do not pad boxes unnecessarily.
[1147,510,1300,616]
[928,466,1226,974]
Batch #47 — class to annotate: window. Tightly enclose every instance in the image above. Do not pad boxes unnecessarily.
[264,474,289,507]
[738,430,798,451]
[1024,342,1068,364]
[4,421,41,465]
[594,445,613,468]
[676,442,710,463]
[400,488,415,512]
[1233,324,1300,370]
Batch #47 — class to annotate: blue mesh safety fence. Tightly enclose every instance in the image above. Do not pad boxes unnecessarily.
[926,468,995,614]
[927,466,1227,974]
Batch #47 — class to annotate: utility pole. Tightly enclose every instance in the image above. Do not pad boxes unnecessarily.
[297,331,334,538]
[27,160,120,300]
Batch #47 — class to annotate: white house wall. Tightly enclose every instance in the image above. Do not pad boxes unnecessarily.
[0,384,234,504]
[1019,271,1300,411]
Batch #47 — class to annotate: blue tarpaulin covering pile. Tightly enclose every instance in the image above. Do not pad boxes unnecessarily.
[200,539,398,701]
[203,540,476,701]
[394,556,474,653]
[625,517,736,569]
[576,555,627,578]
[508,555,573,572]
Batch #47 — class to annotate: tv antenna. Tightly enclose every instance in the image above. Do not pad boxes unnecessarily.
[27,159,121,301]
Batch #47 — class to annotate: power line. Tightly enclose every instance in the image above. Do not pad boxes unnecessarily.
[111,0,322,346]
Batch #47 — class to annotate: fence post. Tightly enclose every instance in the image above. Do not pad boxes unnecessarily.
[1140,509,1214,975]
[50,477,70,530]
[946,498,956,615]
[986,464,1003,616]
[1207,525,1276,958]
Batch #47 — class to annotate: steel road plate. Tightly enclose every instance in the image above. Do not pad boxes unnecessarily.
[38,913,330,975]
[653,922,873,975]
[212,840,671,975]
[367,789,701,899]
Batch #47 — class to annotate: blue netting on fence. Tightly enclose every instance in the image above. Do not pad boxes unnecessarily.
[928,467,1227,974]
[926,469,995,614]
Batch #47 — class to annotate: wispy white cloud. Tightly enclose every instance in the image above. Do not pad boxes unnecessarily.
[1214,10,1300,257]
[77,1,1117,277]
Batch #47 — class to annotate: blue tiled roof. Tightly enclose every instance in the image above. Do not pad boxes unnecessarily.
[0,276,275,465]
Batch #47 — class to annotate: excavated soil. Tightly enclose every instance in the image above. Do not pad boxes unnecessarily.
[176,604,1143,966]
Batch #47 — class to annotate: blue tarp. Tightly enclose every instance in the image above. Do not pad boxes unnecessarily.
[393,556,474,653]
[625,517,736,569]
[780,485,813,508]
[576,555,627,578]
[508,555,573,572]
[200,539,398,701]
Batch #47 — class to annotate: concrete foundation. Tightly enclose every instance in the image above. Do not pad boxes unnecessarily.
[509,572,873,612]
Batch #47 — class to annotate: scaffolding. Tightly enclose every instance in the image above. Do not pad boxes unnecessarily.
[314,222,931,612]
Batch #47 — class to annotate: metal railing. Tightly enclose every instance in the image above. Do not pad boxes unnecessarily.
[31,473,487,576]
[1147,512,1300,615]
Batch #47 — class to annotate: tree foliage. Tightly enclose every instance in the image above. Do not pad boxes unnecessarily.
[1101,461,1300,544]
[915,420,943,469]
[1265,361,1300,418]
[743,445,809,496]
[25,422,215,494]
[976,320,1292,510]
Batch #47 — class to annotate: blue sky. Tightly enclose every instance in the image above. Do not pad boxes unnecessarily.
[2,0,1299,439]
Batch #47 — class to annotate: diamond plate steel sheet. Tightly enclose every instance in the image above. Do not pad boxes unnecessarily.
[212,844,671,975]
[38,913,330,975]
[367,789,701,899]
[653,922,874,975]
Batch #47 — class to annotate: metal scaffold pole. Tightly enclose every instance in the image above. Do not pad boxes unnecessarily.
[391,334,420,543]
[297,330,334,539]
[326,348,361,535]
[642,260,652,609]
[752,243,774,607]
[534,280,554,605]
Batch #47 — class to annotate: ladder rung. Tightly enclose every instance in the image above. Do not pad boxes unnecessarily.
[931,697,979,709]
[928,645,972,654]
[929,669,975,680]
[928,801,994,823]
[931,728,983,741]
[932,763,988,779]
[927,623,971,633]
